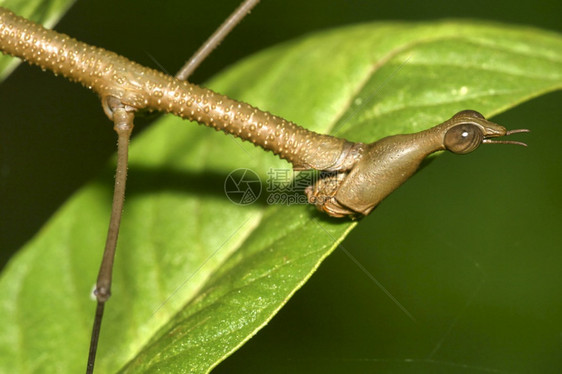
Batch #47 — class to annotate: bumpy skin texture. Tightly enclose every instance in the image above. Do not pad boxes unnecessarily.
[0,7,359,171]
[0,9,520,218]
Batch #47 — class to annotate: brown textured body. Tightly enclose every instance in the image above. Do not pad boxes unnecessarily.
[0,6,531,374]
[0,7,359,171]
[0,9,527,218]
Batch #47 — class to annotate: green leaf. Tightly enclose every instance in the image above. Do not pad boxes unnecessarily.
[0,20,561,373]
[0,0,77,80]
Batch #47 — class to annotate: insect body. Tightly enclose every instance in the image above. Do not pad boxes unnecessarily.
[0,8,528,219]
[0,6,529,373]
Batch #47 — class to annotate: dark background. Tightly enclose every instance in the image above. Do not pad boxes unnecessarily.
[1,0,561,372]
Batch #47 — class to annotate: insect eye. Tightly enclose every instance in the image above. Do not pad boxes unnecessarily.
[444,124,484,154]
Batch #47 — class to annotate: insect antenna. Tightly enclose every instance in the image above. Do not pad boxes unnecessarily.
[483,128,530,147]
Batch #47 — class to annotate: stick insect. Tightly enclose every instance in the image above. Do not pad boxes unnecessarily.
[0,1,543,373]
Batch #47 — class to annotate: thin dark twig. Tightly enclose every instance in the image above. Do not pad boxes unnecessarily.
[86,303,105,374]
[175,0,260,80]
